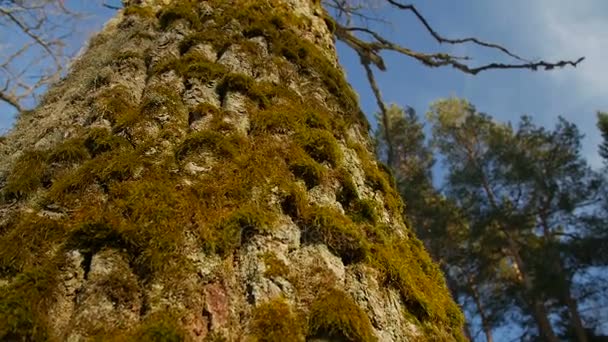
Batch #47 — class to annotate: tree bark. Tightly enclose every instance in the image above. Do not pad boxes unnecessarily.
[0,1,464,341]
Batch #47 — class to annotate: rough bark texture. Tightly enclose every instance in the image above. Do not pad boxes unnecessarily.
[0,0,464,341]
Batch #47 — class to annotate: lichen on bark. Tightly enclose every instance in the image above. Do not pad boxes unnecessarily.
[0,0,465,340]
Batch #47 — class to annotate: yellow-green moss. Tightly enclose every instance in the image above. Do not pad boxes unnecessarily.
[250,106,300,135]
[262,252,289,278]
[158,0,202,30]
[84,128,128,157]
[0,215,65,277]
[113,50,144,64]
[2,150,47,200]
[369,237,464,332]
[133,312,186,342]
[201,205,274,257]
[288,156,326,189]
[349,199,378,224]
[175,130,239,160]
[308,288,376,342]
[0,261,61,341]
[47,138,90,164]
[96,85,138,125]
[296,129,341,166]
[123,5,156,19]
[249,298,305,341]
[300,206,368,264]
[336,169,358,208]
[179,30,228,54]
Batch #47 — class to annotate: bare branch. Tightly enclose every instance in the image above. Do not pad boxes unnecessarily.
[385,0,531,62]
[0,0,79,113]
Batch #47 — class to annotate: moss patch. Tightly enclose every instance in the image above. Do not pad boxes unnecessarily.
[0,261,60,341]
[201,205,274,257]
[175,130,239,160]
[369,237,464,331]
[2,150,48,200]
[262,252,289,278]
[0,215,66,277]
[308,288,376,342]
[295,129,341,166]
[133,312,186,342]
[123,5,156,19]
[249,298,304,341]
[158,0,202,30]
[300,206,368,265]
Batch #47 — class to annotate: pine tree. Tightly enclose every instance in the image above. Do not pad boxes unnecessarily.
[0,1,464,340]
[597,112,608,163]
[428,98,604,341]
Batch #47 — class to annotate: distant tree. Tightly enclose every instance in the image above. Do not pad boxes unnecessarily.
[427,98,605,342]
[375,104,508,342]
[597,112,608,164]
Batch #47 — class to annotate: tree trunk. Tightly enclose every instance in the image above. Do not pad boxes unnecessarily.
[467,278,493,342]
[0,0,464,341]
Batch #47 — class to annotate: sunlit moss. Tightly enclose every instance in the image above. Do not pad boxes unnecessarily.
[158,0,201,30]
[0,261,61,341]
[2,150,47,200]
[308,288,376,341]
[0,215,66,277]
[300,205,368,265]
[175,130,239,160]
[249,298,304,341]
[296,129,341,166]
[47,138,90,164]
[123,5,156,19]
[368,237,465,331]
[132,312,186,342]
[262,252,289,278]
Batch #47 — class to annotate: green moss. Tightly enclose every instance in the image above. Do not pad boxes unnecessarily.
[47,148,140,203]
[0,262,60,341]
[113,50,144,67]
[123,5,156,19]
[158,0,201,30]
[249,298,304,341]
[300,206,368,264]
[179,30,228,54]
[47,138,90,164]
[96,85,138,125]
[368,238,464,331]
[2,150,47,200]
[296,129,341,166]
[175,130,238,160]
[336,169,358,208]
[288,157,326,189]
[140,84,183,117]
[65,222,134,257]
[250,107,299,135]
[0,215,66,277]
[350,142,403,216]
[201,205,274,257]
[349,199,378,224]
[133,312,186,342]
[84,128,128,157]
[179,52,227,80]
[323,15,336,34]
[308,288,376,342]
[262,252,289,278]
[150,52,227,83]
[280,185,308,221]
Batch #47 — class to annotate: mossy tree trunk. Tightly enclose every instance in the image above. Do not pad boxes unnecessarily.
[0,0,464,340]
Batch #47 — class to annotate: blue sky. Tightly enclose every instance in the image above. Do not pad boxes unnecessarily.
[1,0,606,169]
[337,0,608,169]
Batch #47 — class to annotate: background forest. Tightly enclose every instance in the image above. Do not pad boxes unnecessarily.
[1,1,606,341]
